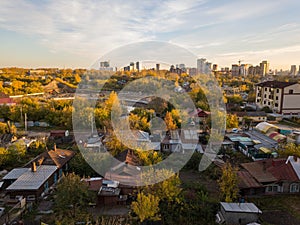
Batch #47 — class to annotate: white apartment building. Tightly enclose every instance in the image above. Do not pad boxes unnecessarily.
[255,81,300,116]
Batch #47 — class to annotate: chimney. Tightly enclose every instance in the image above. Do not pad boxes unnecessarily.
[293,155,298,162]
[54,144,57,151]
[31,161,37,172]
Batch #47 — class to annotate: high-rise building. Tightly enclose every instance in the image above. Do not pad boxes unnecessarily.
[99,61,114,71]
[156,64,160,71]
[197,58,206,74]
[290,65,297,76]
[100,61,110,68]
[136,62,140,72]
[240,64,249,76]
[231,64,240,76]
[129,62,135,71]
[213,64,218,71]
[260,60,269,76]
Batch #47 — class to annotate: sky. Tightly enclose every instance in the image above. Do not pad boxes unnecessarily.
[1,0,300,70]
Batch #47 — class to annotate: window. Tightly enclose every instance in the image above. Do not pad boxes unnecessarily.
[257,99,260,103]
[290,183,300,193]
[289,89,294,94]
[277,89,280,93]
[276,96,279,100]
[264,94,267,98]
[44,181,49,192]
[275,103,279,107]
[54,173,58,183]
[265,88,267,91]
[59,168,63,178]
[163,145,169,150]
[268,102,270,105]
[266,185,279,193]
[264,101,266,104]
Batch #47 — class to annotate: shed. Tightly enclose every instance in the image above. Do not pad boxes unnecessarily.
[216,202,262,225]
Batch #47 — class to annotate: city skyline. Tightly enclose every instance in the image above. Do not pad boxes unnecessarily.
[1,0,300,69]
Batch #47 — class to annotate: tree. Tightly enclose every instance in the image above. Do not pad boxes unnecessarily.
[0,147,9,169]
[55,173,90,219]
[142,168,182,203]
[278,143,300,158]
[218,162,239,202]
[129,113,150,132]
[164,111,177,130]
[226,114,239,129]
[131,192,160,222]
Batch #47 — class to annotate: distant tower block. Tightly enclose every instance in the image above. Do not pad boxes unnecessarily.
[100,61,110,68]
[156,64,160,71]
[129,62,135,71]
[136,62,140,72]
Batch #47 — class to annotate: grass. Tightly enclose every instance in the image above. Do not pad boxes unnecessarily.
[249,195,300,224]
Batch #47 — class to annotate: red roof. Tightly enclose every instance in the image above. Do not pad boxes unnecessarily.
[268,160,299,182]
[0,97,15,104]
[241,159,299,184]
[238,170,263,189]
[189,108,211,117]
[82,178,103,191]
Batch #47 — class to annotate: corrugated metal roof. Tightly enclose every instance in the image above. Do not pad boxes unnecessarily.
[286,156,300,180]
[221,202,262,214]
[255,122,278,134]
[2,168,29,180]
[6,165,57,191]
[238,171,263,189]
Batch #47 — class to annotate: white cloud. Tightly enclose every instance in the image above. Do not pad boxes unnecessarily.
[0,0,299,68]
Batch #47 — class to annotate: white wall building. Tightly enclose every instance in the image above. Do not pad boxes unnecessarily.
[255,81,300,116]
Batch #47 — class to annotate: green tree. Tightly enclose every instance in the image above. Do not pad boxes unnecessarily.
[218,162,239,202]
[131,192,160,223]
[55,173,90,219]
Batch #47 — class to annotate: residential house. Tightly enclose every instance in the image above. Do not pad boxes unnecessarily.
[3,146,75,201]
[238,156,300,196]
[25,145,75,174]
[0,93,16,106]
[216,202,262,225]
[189,108,211,124]
[233,112,267,124]
[105,149,141,191]
[255,81,300,116]
[161,130,182,153]
[82,177,128,206]
[5,164,58,201]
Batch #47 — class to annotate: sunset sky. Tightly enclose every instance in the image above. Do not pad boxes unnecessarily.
[1,0,300,70]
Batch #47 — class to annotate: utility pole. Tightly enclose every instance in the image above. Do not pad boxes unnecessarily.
[24,113,27,133]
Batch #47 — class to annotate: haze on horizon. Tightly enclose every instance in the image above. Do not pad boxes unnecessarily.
[0,0,300,70]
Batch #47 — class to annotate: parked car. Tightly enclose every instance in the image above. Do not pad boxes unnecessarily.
[231,128,240,133]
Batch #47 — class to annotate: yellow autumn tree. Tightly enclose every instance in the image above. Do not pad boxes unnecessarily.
[164,111,177,130]
[226,114,239,129]
[218,162,239,202]
[131,192,160,222]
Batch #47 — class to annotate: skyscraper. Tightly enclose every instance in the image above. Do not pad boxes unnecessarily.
[197,58,212,74]
[197,58,206,74]
[260,60,269,76]
[290,65,297,76]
